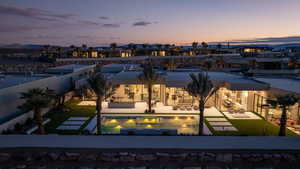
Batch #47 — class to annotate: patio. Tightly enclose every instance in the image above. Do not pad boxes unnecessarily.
[77,101,224,116]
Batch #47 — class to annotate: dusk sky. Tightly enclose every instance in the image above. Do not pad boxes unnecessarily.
[1,0,300,46]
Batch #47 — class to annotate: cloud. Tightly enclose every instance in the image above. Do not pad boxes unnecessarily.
[78,20,100,26]
[99,16,109,20]
[132,21,152,26]
[227,36,300,44]
[102,23,120,28]
[23,35,62,39]
[0,5,76,21]
[0,25,48,33]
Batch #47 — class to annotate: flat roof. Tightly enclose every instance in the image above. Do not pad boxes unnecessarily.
[110,70,269,90]
[0,75,47,89]
[45,64,95,74]
[255,78,300,94]
[101,64,141,73]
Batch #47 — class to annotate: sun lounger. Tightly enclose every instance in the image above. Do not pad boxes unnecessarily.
[186,106,192,111]
[193,106,199,110]
[83,116,97,134]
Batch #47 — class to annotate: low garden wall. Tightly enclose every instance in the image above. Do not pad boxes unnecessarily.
[1,135,300,169]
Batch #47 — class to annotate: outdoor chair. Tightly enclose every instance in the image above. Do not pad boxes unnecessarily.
[186,106,192,111]
[193,106,199,110]
[238,109,245,114]
[179,106,186,111]
[173,106,178,110]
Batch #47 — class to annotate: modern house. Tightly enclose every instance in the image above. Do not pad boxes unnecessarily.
[104,69,270,114]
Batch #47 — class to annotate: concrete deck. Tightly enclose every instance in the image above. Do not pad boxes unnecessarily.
[1,135,300,151]
[223,111,261,120]
[78,101,224,117]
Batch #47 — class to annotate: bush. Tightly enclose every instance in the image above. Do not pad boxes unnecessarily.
[25,118,33,125]
[14,123,22,131]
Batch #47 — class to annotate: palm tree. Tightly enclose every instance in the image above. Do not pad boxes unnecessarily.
[18,88,55,134]
[192,42,198,55]
[110,43,117,57]
[185,72,218,135]
[88,47,94,58]
[87,73,115,134]
[75,47,82,57]
[201,42,208,49]
[267,94,298,136]
[138,63,160,113]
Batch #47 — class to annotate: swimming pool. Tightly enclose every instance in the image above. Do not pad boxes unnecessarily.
[101,115,199,135]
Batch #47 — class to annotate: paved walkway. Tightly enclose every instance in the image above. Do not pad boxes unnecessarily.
[1,135,300,150]
[223,111,261,120]
[206,117,238,132]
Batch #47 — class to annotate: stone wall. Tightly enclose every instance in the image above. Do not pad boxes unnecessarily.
[1,150,300,169]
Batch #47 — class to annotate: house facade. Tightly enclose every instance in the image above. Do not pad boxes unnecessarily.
[106,70,270,114]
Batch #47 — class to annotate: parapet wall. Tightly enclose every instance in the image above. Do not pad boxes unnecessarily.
[1,148,300,169]
[1,135,300,169]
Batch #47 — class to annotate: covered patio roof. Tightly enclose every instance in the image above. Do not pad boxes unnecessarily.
[109,70,269,91]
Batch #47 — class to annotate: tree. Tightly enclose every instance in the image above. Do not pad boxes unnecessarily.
[185,72,218,135]
[192,42,198,55]
[88,47,94,58]
[110,43,118,57]
[201,42,208,49]
[18,88,55,134]
[75,47,82,57]
[87,73,115,134]
[138,63,160,113]
[267,94,298,136]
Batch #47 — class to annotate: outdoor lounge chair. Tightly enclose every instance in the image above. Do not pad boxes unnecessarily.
[193,106,199,110]
[186,106,192,111]
[179,106,185,111]
[173,106,178,110]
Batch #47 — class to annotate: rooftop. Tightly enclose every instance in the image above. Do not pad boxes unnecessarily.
[0,74,47,89]
[45,64,95,74]
[255,77,300,94]
[110,70,269,90]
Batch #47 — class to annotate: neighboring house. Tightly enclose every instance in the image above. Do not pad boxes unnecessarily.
[0,64,96,132]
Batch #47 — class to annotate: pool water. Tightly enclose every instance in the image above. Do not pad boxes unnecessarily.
[101,115,199,135]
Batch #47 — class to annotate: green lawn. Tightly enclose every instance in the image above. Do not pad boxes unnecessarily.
[205,118,298,136]
[44,100,96,134]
